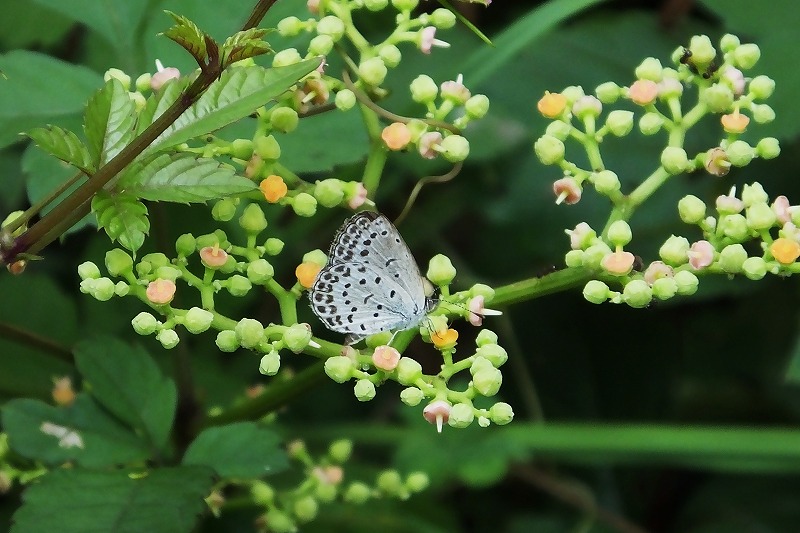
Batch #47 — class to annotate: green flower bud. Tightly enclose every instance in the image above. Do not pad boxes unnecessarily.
[448,402,475,428]
[561,85,585,103]
[593,170,621,195]
[396,357,423,385]
[746,202,777,231]
[718,243,747,273]
[751,104,775,124]
[324,356,355,383]
[726,140,755,167]
[259,350,281,376]
[701,83,734,113]
[720,214,749,241]
[238,204,267,235]
[660,146,689,175]
[247,259,274,284]
[254,134,281,161]
[155,266,181,281]
[270,107,299,133]
[88,277,115,301]
[303,249,327,267]
[465,94,490,119]
[212,198,237,222]
[475,344,508,367]
[272,48,302,67]
[674,270,699,295]
[293,495,318,523]
[659,235,690,266]
[749,75,775,100]
[623,279,652,308]
[114,281,130,297]
[652,277,678,300]
[489,402,514,425]
[534,135,565,165]
[470,356,494,376]
[284,323,312,353]
[572,96,602,120]
[426,254,456,286]
[440,135,469,163]
[292,193,317,217]
[230,138,253,160]
[358,57,387,86]
[742,256,767,280]
[606,110,634,137]
[220,255,237,275]
[184,307,214,334]
[678,195,706,224]
[733,43,760,69]
[595,81,621,103]
[78,261,101,280]
[741,182,768,207]
[141,253,169,270]
[406,471,429,493]
[277,16,303,36]
[635,57,663,81]
[131,312,159,335]
[309,34,334,56]
[354,379,376,401]
[314,179,345,207]
[756,137,780,160]
[545,120,571,141]
[105,249,133,277]
[607,220,632,247]
[317,15,345,40]
[688,35,716,66]
[315,483,337,503]
[104,68,131,90]
[135,72,151,92]
[565,249,585,267]
[400,386,424,406]
[157,329,180,349]
[639,112,664,135]
[378,44,402,68]
[410,74,438,103]
[235,318,264,349]
[250,481,275,505]
[344,482,372,504]
[582,242,613,268]
[335,89,356,111]
[583,280,610,304]
[470,283,495,300]
[265,237,285,256]
[473,367,502,397]
[719,34,740,53]
[215,330,239,352]
[328,439,352,463]
[264,510,295,533]
[430,7,456,28]
[365,331,392,350]
[377,470,404,496]
[365,0,389,8]
[175,233,196,257]
[227,275,252,297]
[475,330,499,348]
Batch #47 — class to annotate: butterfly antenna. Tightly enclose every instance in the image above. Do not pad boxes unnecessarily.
[394,162,463,226]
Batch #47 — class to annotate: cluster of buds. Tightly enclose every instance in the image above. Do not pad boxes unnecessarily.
[243,438,428,533]
[104,59,182,113]
[322,254,510,431]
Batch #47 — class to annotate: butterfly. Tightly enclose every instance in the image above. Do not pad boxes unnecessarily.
[309,212,437,344]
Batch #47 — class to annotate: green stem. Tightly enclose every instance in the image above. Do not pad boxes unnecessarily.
[359,103,388,199]
[491,266,593,307]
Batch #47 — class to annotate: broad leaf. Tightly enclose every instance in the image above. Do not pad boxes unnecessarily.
[2,395,150,467]
[147,60,321,152]
[92,190,150,254]
[84,79,137,166]
[118,153,257,203]
[183,422,288,479]
[163,11,209,65]
[0,51,101,149]
[135,79,186,136]
[12,466,215,533]
[74,337,177,451]
[221,28,272,67]
[278,110,369,173]
[26,125,95,174]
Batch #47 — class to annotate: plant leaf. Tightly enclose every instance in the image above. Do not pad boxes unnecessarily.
[135,79,186,137]
[73,337,177,451]
[147,60,321,153]
[83,78,137,166]
[183,422,288,479]
[118,153,257,203]
[221,28,273,67]
[92,190,150,254]
[26,125,95,174]
[11,466,215,533]
[2,395,150,467]
[162,11,209,66]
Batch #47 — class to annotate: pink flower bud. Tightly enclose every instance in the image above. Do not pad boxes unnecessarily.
[371,345,401,371]
[151,64,180,91]
[199,245,228,268]
[146,278,176,305]
[601,251,635,275]
[716,192,744,214]
[553,177,582,205]
[440,74,471,104]
[773,195,793,225]
[347,183,368,210]
[629,79,658,105]
[468,295,485,326]
[722,67,746,96]
[423,400,451,433]
[567,222,595,250]
[688,240,714,269]
[418,131,443,159]
[643,261,673,285]
[419,27,450,54]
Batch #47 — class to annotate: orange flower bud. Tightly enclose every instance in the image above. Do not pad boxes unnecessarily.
[381,122,412,150]
[537,91,567,118]
[52,376,76,406]
[721,110,750,133]
[431,328,458,348]
[260,174,288,203]
[295,261,322,289]
[770,238,800,265]
[199,245,228,269]
[629,79,659,105]
[146,278,176,305]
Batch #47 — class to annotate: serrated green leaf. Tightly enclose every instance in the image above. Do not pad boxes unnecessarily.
[11,466,215,533]
[135,79,186,136]
[2,395,150,467]
[83,79,137,166]
[92,190,150,254]
[183,422,288,479]
[147,60,320,152]
[118,153,257,203]
[74,337,177,451]
[0,51,101,149]
[163,11,208,65]
[221,28,272,67]
[26,125,95,174]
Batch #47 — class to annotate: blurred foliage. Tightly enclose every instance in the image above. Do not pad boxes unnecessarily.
[2,0,800,532]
